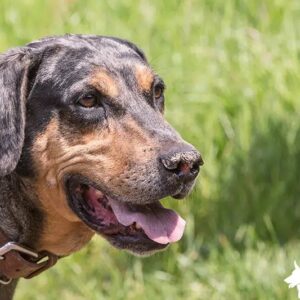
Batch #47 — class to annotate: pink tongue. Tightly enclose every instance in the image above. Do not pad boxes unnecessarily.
[109,198,186,245]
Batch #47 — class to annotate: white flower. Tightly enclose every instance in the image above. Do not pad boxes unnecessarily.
[285,261,300,298]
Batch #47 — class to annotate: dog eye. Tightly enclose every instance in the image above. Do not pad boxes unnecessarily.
[78,95,98,108]
[154,84,164,100]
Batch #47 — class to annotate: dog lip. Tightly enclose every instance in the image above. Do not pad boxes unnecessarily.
[172,193,186,200]
[170,184,188,199]
[64,175,174,253]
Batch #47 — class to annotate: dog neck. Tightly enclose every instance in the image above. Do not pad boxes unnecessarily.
[0,174,42,247]
[0,175,41,300]
[0,174,94,257]
[0,279,18,300]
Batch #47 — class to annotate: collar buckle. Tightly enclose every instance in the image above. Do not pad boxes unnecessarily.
[0,242,39,285]
[0,242,39,261]
[0,242,58,285]
[0,276,12,285]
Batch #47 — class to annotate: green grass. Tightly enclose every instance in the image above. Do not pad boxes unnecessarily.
[0,0,299,298]
[14,238,300,300]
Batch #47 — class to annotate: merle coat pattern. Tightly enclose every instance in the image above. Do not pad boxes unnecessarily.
[0,35,202,300]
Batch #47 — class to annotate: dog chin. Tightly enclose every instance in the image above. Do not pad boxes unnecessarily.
[126,245,170,257]
[172,181,196,199]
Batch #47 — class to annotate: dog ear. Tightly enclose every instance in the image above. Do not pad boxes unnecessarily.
[0,47,34,176]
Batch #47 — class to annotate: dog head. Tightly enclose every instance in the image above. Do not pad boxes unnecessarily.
[0,35,203,255]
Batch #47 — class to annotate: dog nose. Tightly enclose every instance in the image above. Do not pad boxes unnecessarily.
[160,147,203,182]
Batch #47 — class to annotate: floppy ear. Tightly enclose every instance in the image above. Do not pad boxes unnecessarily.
[0,48,32,176]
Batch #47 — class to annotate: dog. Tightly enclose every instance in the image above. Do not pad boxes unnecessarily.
[0,34,203,299]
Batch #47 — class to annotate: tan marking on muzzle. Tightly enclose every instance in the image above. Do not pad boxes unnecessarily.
[30,115,160,255]
[31,117,94,255]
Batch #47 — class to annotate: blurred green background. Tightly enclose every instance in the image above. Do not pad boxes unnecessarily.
[0,0,299,299]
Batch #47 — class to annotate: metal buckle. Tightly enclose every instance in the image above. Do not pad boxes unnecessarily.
[24,251,57,279]
[0,242,39,285]
[0,242,39,260]
[0,276,12,285]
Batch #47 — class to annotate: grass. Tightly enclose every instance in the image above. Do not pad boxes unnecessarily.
[14,238,300,300]
[0,0,299,298]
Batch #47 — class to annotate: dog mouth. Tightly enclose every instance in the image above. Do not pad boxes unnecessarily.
[66,176,186,254]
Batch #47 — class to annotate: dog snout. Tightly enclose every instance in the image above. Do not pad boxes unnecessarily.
[160,146,203,182]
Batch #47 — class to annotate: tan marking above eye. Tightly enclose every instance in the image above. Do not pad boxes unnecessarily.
[135,65,154,92]
[90,69,119,98]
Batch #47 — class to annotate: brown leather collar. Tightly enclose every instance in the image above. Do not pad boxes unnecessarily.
[0,230,58,285]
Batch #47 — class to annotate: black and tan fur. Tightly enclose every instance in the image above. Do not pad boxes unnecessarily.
[0,35,201,299]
